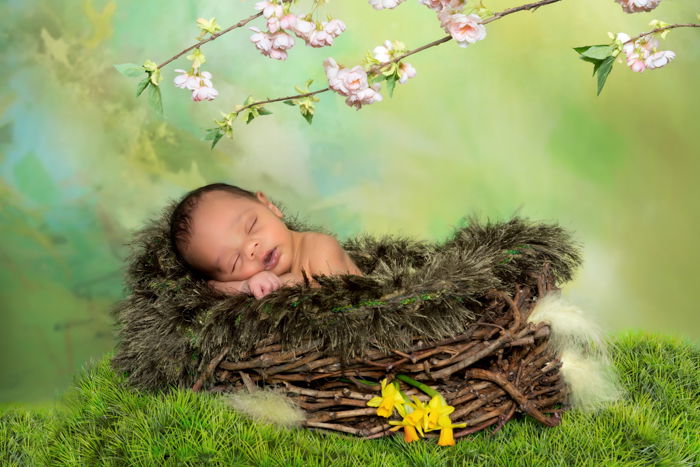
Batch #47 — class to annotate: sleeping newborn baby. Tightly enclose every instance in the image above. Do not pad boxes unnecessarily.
[170,183,363,299]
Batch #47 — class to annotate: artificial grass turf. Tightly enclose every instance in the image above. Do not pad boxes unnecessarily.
[2,332,698,466]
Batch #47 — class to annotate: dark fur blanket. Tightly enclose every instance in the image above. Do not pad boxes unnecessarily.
[112,206,581,391]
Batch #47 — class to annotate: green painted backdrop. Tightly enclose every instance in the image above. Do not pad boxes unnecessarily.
[1,0,698,405]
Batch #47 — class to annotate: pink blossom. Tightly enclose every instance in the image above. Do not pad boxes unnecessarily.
[307,30,334,48]
[255,1,283,19]
[645,50,675,69]
[271,31,295,50]
[369,0,406,9]
[192,84,218,101]
[174,69,199,90]
[267,15,281,33]
[324,58,367,96]
[323,19,346,38]
[626,54,647,72]
[324,58,383,110]
[292,18,315,39]
[442,13,486,47]
[345,84,383,109]
[398,62,416,83]
[614,0,661,14]
[250,27,273,53]
[279,13,297,30]
[268,49,288,60]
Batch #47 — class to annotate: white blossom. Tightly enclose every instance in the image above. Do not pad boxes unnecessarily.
[255,1,283,19]
[645,50,675,69]
[369,0,406,9]
[398,62,417,83]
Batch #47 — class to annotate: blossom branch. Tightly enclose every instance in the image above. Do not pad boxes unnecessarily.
[624,23,700,45]
[237,87,330,113]
[372,0,564,75]
[157,11,263,69]
[242,0,567,112]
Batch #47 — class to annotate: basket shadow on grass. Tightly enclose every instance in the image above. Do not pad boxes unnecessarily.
[2,332,698,466]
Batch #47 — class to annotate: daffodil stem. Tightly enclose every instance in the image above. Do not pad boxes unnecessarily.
[395,374,439,398]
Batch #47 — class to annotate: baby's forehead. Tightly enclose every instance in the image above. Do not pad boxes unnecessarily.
[195,191,252,217]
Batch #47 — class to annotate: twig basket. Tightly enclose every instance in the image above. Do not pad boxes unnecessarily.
[196,270,566,438]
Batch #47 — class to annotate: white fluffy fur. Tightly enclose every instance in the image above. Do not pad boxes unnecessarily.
[222,388,306,427]
[528,293,622,410]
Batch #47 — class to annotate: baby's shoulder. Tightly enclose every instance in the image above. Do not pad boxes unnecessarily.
[300,231,341,250]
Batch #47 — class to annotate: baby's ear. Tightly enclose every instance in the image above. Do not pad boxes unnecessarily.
[256,191,283,218]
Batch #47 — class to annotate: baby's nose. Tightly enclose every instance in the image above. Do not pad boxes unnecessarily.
[246,240,259,259]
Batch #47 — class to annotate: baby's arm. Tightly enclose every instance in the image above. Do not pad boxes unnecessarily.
[209,271,282,299]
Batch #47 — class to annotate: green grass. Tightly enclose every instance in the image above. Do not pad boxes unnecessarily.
[2,333,698,466]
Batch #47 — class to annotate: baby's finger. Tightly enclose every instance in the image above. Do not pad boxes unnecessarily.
[252,283,264,299]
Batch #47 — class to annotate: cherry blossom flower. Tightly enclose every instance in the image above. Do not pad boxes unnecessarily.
[174,69,199,90]
[369,0,406,9]
[617,31,673,73]
[614,0,661,14]
[292,18,315,39]
[645,50,675,69]
[267,15,281,33]
[268,49,288,60]
[279,13,297,30]
[323,19,346,38]
[250,27,273,54]
[442,13,486,47]
[192,83,219,101]
[324,58,366,96]
[307,29,334,48]
[175,69,218,101]
[626,54,647,72]
[345,84,383,109]
[271,31,295,50]
[372,40,394,63]
[255,1,283,19]
[398,62,417,83]
[324,57,383,109]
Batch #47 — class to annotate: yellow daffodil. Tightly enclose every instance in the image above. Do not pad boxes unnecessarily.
[424,395,467,446]
[389,396,428,443]
[367,378,406,418]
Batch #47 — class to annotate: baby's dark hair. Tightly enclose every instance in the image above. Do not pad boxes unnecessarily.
[169,183,257,259]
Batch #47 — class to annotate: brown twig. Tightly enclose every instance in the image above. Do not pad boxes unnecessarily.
[157,12,264,69]
[624,23,700,46]
[467,368,560,427]
[192,345,231,392]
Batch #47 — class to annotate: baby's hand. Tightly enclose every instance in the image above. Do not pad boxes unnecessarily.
[246,271,282,299]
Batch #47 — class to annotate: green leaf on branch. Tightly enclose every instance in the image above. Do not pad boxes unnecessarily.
[257,107,272,116]
[301,108,313,124]
[574,44,614,60]
[204,128,225,150]
[146,83,163,115]
[114,63,144,78]
[135,77,150,97]
[574,45,616,96]
[595,56,614,96]
[386,74,397,98]
[283,100,297,106]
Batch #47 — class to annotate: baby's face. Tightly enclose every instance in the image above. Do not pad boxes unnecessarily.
[182,190,294,281]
